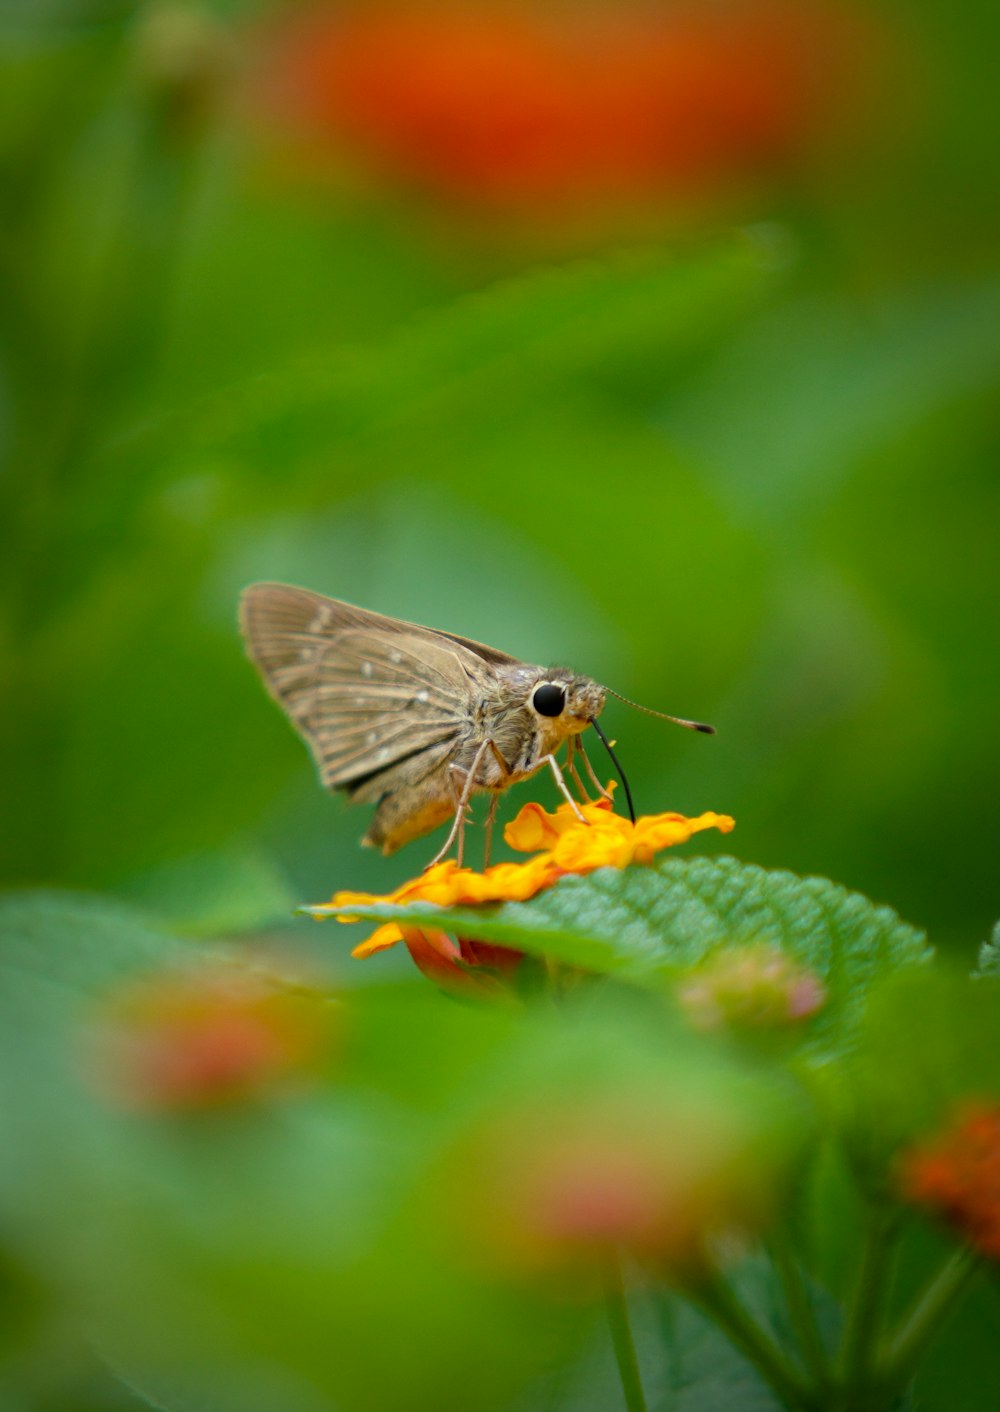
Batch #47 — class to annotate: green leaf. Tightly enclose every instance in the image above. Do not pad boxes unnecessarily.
[316,856,930,1052]
[654,1257,821,1412]
[508,1263,791,1411]
[0,889,181,1011]
[0,891,184,1198]
[115,239,769,491]
[846,967,1000,1165]
[114,846,297,938]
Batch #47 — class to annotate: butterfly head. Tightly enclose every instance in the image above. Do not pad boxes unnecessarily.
[529,673,606,733]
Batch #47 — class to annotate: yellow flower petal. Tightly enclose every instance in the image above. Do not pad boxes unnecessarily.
[455,856,561,903]
[632,810,734,863]
[395,860,464,906]
[503,802,565,853]
[550,817,635,872]
[352,922,406,958]
[503,791,619,853]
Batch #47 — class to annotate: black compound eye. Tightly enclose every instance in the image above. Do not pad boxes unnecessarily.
[532,683,567,717]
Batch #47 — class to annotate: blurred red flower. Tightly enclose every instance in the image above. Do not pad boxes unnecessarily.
[449,1087,788,1278]
[89,960,335,1111]
[900,1101,1000,1259]
[261,0,868,217]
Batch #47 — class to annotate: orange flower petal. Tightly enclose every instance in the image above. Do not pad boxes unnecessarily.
[900,1102,1000,1259]
[550,819,636,872]
[467,856,562,902]
[395,860,466,906]
[631,810,732,863]
[504,801,566,853]
[352,922,406,958]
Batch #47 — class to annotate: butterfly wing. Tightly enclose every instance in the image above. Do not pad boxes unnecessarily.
[240,583,496,801]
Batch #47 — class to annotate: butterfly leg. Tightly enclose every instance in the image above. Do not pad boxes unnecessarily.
[565,737,594,805]
[540,753,588,823]
[482,794,500,868]
[425,737,492,870]
[575,736,614,803]
[449,768,470,869]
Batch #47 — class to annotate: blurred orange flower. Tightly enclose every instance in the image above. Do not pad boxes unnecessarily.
[88,961,335,1111]
[900,1102,1000,1259]
[447,1087,786,1277]
[260,0,870,219]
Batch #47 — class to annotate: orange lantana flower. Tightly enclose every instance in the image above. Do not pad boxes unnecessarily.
[507,796,734,872]
[309,794,734,969]
[900,1102,1000,1259]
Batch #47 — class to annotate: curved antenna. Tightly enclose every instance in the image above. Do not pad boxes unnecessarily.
[605,687,716,735]
[590,718,636,824]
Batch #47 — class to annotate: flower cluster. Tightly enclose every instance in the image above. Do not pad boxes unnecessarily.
[900,1102,1000,1259]
[312,794,734,982]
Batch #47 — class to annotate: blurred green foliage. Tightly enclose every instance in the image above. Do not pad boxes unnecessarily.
[2,0,1000,1407]
[1,0,999,954]
[0,0,994,960]
[1,867,998,1412]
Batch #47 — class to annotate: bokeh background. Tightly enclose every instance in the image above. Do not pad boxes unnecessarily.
[2,0,999,958]
[3,5,1000,1412]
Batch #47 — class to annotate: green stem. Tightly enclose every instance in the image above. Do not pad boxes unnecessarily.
[837,1204,899,1404]
[686,1267,819,1412]
[769,1235,830,1387]
[605,1254,649,1412]
[877,1247,980,1395]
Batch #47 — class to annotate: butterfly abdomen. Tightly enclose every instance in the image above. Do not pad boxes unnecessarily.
[363,769,456,854]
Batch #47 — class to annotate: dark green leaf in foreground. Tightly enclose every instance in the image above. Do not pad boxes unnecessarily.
[319,856,930,1052]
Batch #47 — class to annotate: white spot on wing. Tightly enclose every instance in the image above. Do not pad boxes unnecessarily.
[389,650,403,665]
[415,690,429,704]
[361,661,373,677]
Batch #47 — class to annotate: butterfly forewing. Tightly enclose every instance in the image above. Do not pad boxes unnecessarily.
[240,584,493,795]
[307,631,470,786]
